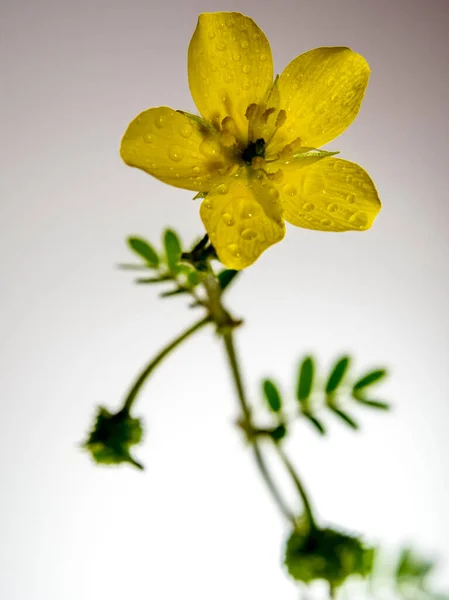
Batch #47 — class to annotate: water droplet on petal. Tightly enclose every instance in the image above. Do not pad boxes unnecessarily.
[327,203,339,213]
[208,30,216,39]
[333,161,344,171]
[242,65,250,74]
[321,218,332,227]
[224,73,234,83]
[349,211,369,229]
[154,114,166,129]
[232,52,241,62]
[192,166,201,175]
[240,228,257,240]
[180,123,193,138]
[346,193,356,204]
[143,133,153,144]
[303,202,315,212]
[168,145,184,162]
[216,41,227,51]
[240,40,249,49]
[268,187,280,201]
[216,184,229,195]
[283,183,297,196]
[241,79,251,91]
[227,243,241,257]
[200,138,222,159]
[203,200,214,210]
[346,174,353,183]
[222,212,235,226]
[240,207,253,219]
[260,53,267,62]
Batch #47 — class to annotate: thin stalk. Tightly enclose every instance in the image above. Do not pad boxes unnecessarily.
[276,444,317,530]
[222,330,296,524]
[123,315,211,412]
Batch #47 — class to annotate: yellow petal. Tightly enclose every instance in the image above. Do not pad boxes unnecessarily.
[200,170,285,269]
[269,47,370,153]
[277,158,381,231]
[188,12,273,145]
[120,107,234,191]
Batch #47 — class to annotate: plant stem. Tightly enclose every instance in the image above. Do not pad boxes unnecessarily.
[123,315,211,412]
[222,330,296,524]
[275,445,317,531]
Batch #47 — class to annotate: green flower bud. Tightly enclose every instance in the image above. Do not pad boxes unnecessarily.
[285,526,374,587]
[83,406,144,470]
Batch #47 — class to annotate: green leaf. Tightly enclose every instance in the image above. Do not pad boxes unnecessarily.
[396,547,434,582]
[83,406,144,470]
[269,424,287,442]
[354,398,390,410]
[192,191,208,200]
[296,356,315,405]
[262,379,282,413]
[303,413,326,435]
[164,229,182,272]
[218,269,239,291]
[328,406,359,430]
[293,148,340,159]
[353,369,387,391]
[127,237,159,267]
[160,287,188,298]
[187,269,201,286]
[326,356,351,395]
[135,275,171,284]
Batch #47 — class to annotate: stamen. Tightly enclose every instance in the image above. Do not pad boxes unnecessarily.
[279,137,304,159]
[221,116,239,147]
[275,109,287,130]
[251,156,266,169]
[262,168,284,183]
[245,103,258,121]
[261,107,276,123]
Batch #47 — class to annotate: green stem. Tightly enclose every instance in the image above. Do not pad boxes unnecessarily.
[222,330,296,524]
[123,316,211,412]
[275,444,317,531]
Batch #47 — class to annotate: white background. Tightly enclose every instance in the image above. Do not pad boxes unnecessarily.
[1,0,448,597]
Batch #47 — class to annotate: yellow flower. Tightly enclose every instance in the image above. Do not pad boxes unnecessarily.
[121,12,381,270]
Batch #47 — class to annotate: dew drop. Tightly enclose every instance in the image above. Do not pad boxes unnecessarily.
[240,40,249,49]
[283,183,297,196]
[333,161,343,171]
[143,133,153,144]
[180,123,193,138]
[346,174,353,183]
[220,58,228,67]
[154,114,166,129]
[232,52,241,62]
[260,53,267,62]
[224,73,234,83]
[303,202,315,212]
[321,218,332,227]
[268,187,280,201]
[192,166,201,175]
[222,212,235,226]
[346,193,356,204]
[216,184,229,195]
[226,17,234,27]
[216,40,227,51]
[240,228,257,240]
[242,64,250,74]
[227,243,241,257]
[208,30,216,39]
[203,200,214,210]
[327,203,339,213]
[349,211,369,229]
[200,138,221,159]
[242,79,251,90]
[240,207,253,219]
[168,145,184,162]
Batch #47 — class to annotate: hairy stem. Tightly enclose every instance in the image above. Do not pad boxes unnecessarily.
[275,444,317,530]
[222,330,296,524]
[123,315,211,412]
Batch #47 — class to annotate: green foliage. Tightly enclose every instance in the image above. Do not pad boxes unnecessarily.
[164,229,182,272]
[83,406,144,470]
[396,547,434,583]
[127,237,159,267]
[262,379,282,413]
[325,356,350,394]
[285,526,373,587]
[296,356,314,405]
[218,269,239,291]
[353,369,387,391]
[269,424,287,442]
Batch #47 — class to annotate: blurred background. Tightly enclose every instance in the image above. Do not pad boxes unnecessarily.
[1,0,448,597]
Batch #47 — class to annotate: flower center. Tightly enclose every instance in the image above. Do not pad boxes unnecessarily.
[242,138,266,166]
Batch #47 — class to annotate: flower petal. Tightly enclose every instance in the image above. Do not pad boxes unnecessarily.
[200,170,285,269]
[120,107,234,191]
[269,47,370,152]
[277,158,381,231]
[188,12,274,144]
